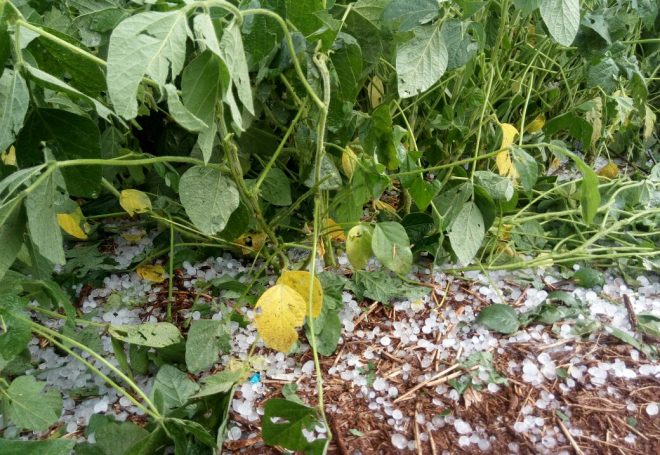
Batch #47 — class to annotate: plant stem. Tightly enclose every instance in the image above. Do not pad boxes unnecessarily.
[308,48,332,442]
[167,221,175,322]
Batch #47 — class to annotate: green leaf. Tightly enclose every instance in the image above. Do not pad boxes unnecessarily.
[5,375,62,431]
[353,270,429,302]
[637,313,660,338]
[544,113,593,151]
[549,143,601,224]
[306,310,341,356]
[383,0,440,31]
[0,199,26,280]
[572,268,604,287]
[360,103,398,170]
[474,171,514,201]
[396,24,448,98]
[179,166,240,236]
[0,69,29,152]
[476,304,520,334]
[433,182,473,229]
[25,176,65,265]
[512,148,539,192]
[185,319,230,373]
[0,439,75,455]
[165,417,217,449]
[587,57,619,93]
[262,399,321,452]
[219,20,254,117]
[286,0,339,49]
[540,0,580,46]
[448,202,484,266]
[16,108,102,197]
[164,84,207,132]
[151,365,199,413]
[259,168,292,206]
[441,20,479,69]
[372,222,413,274]
[94,420,150,455]
[27,33,106,96]
[108,322,182,348]
[23,63,116,121]
[401,213,434,244]
[304,155,342,190]
[191,370,242,399]
[107,11,189,119]
[181,51,230,162]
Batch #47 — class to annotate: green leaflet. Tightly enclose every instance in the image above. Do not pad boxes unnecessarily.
[107,11,189,119]
[219,20,255,121]
[262,399,324,452]
[0,439,75,455]
[179,166,240,236]
[164,84,207,132]
[0,199,25,280]
[16,108,102,197]
[476,304,520,334]
[448,201,484,266]
[109,322,183,348]
[25,175,65,266]
[383,0,441,31]
[151,365,199,414]
[371,222,413,274]
[0,69,29,152]
[396,24,448,98]
[181,51,229,163]
[259,168,292,206]
[540,0,580,46]
[5,375,63,431]
[185,319,230,374]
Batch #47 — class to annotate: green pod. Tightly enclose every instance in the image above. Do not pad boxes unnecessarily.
[346,224,374,270]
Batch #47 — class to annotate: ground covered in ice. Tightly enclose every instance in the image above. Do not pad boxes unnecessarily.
[7,229,660,454]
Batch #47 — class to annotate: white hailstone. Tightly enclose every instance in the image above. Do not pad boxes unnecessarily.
[478,438,491,450]
[388,387,399,398]
[228,426,242,440]
[302,360,315,375]
[373,378,388,392]
[391,433,408,449]
[454,419,472,435]
[513,421,528,433]
[487,383,500,393]
[458,435,471,447]
[93,400,108,414]
[380,336,391,346]
[66,421,78,433]
[624,434,636,444]
[392,409,403,420]
[646,403,658,416]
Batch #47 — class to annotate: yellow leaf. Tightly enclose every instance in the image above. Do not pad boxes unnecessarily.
[500,123,519,150]
[324,218,346,242]
[120,189,152,216]
[235,232,267,255]
[341,146,358,179]
[121,229,147,242]
[136,264,165,282]
[496,123,519,179]
[57,208,88,240]
[644,105,656,142]
[1,146,16,166]
[368,76,384,108]
[597,162,618,179]
[525,114,545,133]
[373,199,397,214]
[277,271,324,318]
[254,284,307,352]
[585,98,603,149]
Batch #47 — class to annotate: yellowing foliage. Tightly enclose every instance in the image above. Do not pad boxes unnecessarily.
[1,146,16,166]
[341,146,358,179]
[56,208,89,240]
[254,284,307,352]
[277,270,324,318]
[496,123,519,180]
[597,162,619,179]
[120,189,152,216]
[324,218,346,242]
[136,264,166,282]
[525,114,545,133]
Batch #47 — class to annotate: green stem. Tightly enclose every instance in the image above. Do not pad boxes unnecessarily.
[308,49,331,442]
[167,221,175,322]
[470,70,495,181]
